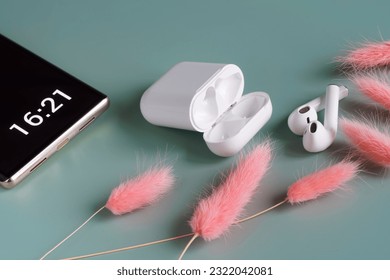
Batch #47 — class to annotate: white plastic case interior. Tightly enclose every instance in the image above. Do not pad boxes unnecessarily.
[140,61,272,157]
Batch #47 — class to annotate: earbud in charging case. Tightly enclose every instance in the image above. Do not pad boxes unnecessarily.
[140,61,272,157]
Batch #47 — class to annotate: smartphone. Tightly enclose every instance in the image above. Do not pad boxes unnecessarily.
[0,34,110,188]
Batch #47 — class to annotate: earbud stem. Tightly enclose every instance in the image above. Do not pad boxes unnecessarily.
[308,85,348,112]
[323,84,341,135]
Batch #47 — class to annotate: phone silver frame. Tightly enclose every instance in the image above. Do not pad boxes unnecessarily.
[0,97,109,189]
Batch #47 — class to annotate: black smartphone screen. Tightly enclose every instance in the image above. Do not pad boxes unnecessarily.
[0,34,109,182]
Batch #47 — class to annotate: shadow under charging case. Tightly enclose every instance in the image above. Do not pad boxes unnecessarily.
[140,62,272,157]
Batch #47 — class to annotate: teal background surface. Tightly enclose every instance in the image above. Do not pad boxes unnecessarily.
[0,0,390,260]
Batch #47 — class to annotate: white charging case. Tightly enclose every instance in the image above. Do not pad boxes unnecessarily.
[140,61,272,157]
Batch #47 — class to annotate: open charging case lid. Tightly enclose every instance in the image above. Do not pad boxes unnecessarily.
[140,61,272,157]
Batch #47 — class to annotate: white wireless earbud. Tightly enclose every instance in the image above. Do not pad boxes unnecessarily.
[288,84,348,153]
[288,85,348,135]
[303,84,343,152]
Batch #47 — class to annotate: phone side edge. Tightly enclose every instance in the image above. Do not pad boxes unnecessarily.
[0,97,110,189]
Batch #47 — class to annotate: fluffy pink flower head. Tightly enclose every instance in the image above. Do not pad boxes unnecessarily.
[352,73,390,111]
[341,118,390,166]
[189,141,272,241]
[106,166,175,215]
[287,160,359,204]
[338,41,390,69]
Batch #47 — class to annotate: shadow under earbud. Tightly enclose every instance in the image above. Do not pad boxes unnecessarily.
[271,117,309,157]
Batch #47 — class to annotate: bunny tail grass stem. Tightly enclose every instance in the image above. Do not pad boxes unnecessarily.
[178,234,199,260]
[60,160,358,260]
[236,198,288,224]
[40,206,106,260]
[42,165,175,260]
[62,203,279,260]
[64,233,195,260]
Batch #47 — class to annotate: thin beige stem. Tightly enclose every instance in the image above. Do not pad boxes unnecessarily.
[236,198,288,224]
[63,233,194,260]
[61,198,289,260]
[40,206,106,260]
[178,233,199,260]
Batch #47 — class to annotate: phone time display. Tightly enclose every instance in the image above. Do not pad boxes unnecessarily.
[9,89,72,136]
